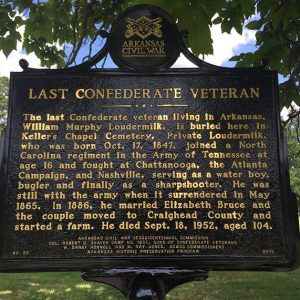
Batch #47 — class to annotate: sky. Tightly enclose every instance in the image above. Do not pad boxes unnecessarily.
[0,24,257,76]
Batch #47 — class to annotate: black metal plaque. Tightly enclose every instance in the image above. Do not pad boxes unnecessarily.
[0,69,299,271]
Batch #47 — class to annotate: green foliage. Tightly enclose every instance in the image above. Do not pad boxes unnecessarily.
[0,3,23,57]
[286,116,300,211]
[132,0,299,110]
[0,0,126,68]
[0,0,299,109]
[131,0,221,55]
[0,77,8,108]
[131,0,255,53]
[229,0,300,108]
[216,0,256,35]
[0,76,8,131]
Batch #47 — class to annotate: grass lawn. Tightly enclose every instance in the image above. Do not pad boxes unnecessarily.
[0,268,300,300]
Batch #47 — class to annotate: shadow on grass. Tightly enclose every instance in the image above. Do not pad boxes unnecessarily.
[166,268,300,300]
[0,272,124,300]
[0,268,300,300]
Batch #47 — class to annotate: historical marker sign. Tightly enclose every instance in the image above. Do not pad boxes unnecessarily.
[0,5,299,273]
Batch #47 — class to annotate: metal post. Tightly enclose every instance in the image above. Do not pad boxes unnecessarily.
[82,268,208,300]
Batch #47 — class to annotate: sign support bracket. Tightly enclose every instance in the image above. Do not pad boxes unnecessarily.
[81,268,208,300]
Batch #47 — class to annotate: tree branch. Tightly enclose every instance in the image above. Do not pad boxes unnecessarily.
[65,0,126,66]
[66,2,95,67]
[282,107,300,127]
